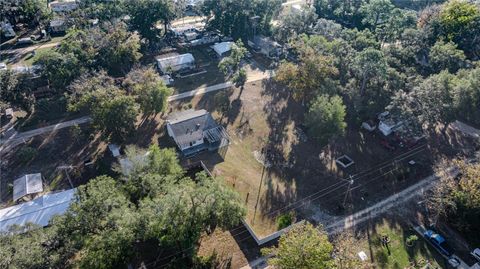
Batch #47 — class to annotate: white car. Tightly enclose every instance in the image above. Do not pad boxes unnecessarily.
[472,248,480,262]
[448,258,460,268]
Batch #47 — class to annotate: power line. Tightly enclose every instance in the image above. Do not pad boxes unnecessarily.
[145,144,427,268]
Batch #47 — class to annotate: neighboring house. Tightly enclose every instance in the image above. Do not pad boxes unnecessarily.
[0,189,76,233]
[49,0,78,13]
[166,109,230,157]
[188,31,220,47]
[13,173,43,201]
[248,35,282,59]
[211,41,234,57]
[156,53,196,74]
[49,19,67,34]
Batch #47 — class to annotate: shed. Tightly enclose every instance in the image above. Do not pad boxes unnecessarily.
[13,173,43,201]
[0,188,76,233]
[211,41,234,57]
[156,53,195,74]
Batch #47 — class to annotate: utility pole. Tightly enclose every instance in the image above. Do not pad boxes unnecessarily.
[342,175,354,208]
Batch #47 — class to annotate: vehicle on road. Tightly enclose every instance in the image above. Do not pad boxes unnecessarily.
[424,230,453,257]
[448,257,460,268]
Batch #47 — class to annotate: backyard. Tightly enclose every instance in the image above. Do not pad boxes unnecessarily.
[168,78,436,238]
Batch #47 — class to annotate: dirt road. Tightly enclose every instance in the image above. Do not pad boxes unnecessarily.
[0,116,91,153]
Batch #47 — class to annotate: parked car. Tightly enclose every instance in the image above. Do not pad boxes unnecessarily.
[472,248,480,261]
[448,257,460,268]
[424,230,453,256]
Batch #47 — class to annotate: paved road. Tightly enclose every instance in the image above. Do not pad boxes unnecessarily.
[413,225,471,269]
[240,172,449,269]
[0,116,91,153]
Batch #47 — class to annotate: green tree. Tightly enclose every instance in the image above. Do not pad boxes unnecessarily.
[452,68,480,125]
[429,40,467,74]
[353,48,387,96]
[0,70,34,112]
[274,5,318,42]
[92,95,139,142]
[139,172,246,250]
[218,40,248,88]
[34,50,83,90]
[359,0,394,30]
[126,0,175,41]
[275,40,338,104]
[202,0,282,41]
[439,0,480,41]
[125,67,172,116]
[97,23,142,76]
[305,94,347,144]
[262,222,335,269]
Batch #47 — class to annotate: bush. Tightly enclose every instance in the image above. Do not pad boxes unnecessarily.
[17,146,38,164]
[406,234,418,246]
[277,212,294,230]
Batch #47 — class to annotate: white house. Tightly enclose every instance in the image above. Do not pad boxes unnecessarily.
[166,109,229,157]
[156,53,195,74]
[49,0,78,13]
[13,173,43,201]
[211,41,234,57]
[0,189,76,233]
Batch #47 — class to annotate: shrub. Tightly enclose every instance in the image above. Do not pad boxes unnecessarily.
[406,234,418,246]
[277,212,294,230]
[17,146,38,164]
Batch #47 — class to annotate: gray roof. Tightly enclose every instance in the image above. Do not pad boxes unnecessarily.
[167,109,218,148]
[13,173,43,201]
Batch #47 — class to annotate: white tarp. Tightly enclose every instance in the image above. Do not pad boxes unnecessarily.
[0,188,76,233]
[156,53,195,73]
[211,41,233,57]
[13,173,43,201]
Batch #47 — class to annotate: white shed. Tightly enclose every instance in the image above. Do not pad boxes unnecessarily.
[0,188,76,233]
[156,53,195,74]
[211,41,234,57]
[13,173,43,201]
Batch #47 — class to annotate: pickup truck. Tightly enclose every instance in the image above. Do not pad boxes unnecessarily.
[424,230,454,257]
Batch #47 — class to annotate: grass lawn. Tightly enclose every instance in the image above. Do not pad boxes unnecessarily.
[17,46,54,66]
[362,219,444,269]
[169,80,434,239]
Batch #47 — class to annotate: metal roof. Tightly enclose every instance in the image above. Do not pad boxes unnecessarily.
[156,53,195,73]
[0,188,76,233]
[13,173,43,201]
[211,42,233,56]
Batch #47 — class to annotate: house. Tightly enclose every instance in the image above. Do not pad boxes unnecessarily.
[13,173,43,201]
[166,109,229,157]
[0,189,76,233]
[49,0,78,13]
[49,19,67,34]
[156,53,195,74]
[211,41,234,57]
[248,35,282,59]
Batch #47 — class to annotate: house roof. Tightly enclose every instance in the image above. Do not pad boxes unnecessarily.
[50,19,65,27]
[167,109,218,148]
[156,53,195,72]
[252,35,280,49]
[211,42,233,56]
[0,188,76,233]
[13,173,43,201]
